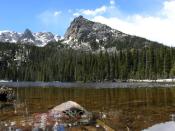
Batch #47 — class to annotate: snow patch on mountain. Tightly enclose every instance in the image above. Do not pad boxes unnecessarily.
[0,29,61,47]
[0,31,21,43]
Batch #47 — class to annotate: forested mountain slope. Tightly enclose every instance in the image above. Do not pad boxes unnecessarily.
[0,42,175,82]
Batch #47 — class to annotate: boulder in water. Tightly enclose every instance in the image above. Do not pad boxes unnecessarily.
[50,101,88,117]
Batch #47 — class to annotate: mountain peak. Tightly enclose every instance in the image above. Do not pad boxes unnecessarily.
[69,16,93,28]
[22,28,35,40]
[64,16,94,40]
[73,15,88,22]
[64,16,125,50]
[75,15,84,20]
[24,28,32,34]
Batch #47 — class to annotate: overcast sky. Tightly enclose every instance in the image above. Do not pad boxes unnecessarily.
[0,0,174,46]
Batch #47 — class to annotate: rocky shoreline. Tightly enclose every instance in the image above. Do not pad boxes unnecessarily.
[0,81,175,88]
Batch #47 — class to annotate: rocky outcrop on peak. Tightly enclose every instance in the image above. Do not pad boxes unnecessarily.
[18,29,36,44]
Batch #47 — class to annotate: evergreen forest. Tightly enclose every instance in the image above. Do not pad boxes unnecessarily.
[0,42,175,82]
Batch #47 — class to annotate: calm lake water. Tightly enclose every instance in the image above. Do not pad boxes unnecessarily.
[1,86,175,131]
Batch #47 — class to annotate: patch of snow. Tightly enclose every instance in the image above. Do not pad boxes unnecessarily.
[156,79,175,82]
[142,121,175,131]
[11,39,17,43]
[64,36,73,44]
[54,35,61,42]
[73,38,78,42]
[60,36,64,40]
[81,42,89,47]
[129,79,175,83]
[0,30,12,34]
[120,33,128,37]
[37,44,47,47]
[111,29,116,33]
[0,80,11,82]
[96,39,100,43]
[103,37,107,41]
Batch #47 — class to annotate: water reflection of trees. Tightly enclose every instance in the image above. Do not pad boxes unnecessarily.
[1,87,175,130]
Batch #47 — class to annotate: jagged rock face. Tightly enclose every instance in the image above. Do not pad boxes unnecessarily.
[19,29,36,44]
[0,29,61,47]
[64,16,128,50]
[64,16,162,51]
[34,32,58,46]
[22,29,35,40]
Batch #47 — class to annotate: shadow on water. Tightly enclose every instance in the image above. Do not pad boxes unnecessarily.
[0,87,175,130]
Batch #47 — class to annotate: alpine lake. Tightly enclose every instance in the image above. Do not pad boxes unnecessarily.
[1,83,175,131]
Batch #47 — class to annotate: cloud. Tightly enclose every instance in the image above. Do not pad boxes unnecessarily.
[38,10,62,27]
[72,0,175,47]
[73,6,107,17]
[54,11,62,16]
[110,0,115,6]
[38,10,72,35]
[73,12,81,17]
[162,1,175,19]
[68,9,73,13]
[93,15,175,46]
[73,0,119,17]
[82,6,107,16]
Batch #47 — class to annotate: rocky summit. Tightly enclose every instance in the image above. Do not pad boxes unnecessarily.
[64,16,162,51]
[64,16,126,50]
